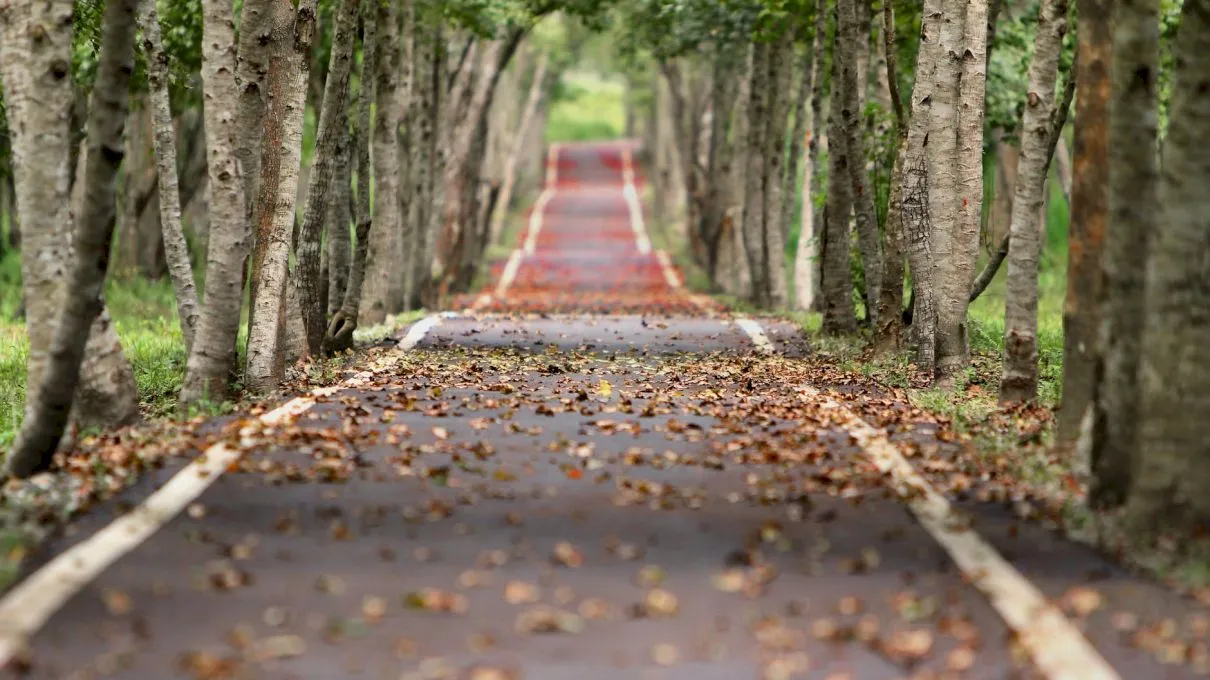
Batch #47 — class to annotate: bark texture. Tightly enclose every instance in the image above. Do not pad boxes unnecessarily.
[874,0,907,352]
[245,0,318,393]
[903,0,942,372]
[325,0,377,352]
[1124,0,1210,539]
[840,0,883,325]
[138,0,200,351]
[999,0,1068,403]
[7,0,138,477]
[327,131,354,313]
[794,3,829,312]
[1058,0,1111,446]
[1090,0,1159,508]
[740,42,771,309]
[821,2,856,334]
[297,0,357,355]
[0,0,137,442]
[234,0,280,207]
[180,0,252,405]
[361,0,404,324]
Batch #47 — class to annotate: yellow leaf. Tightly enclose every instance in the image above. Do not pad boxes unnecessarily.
[597,379,613,398]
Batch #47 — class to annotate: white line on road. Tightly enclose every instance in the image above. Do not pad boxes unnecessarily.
[398,311,459,350]
[522,144,560,256]
[0,311,460,667]
[495,249,524,297]
[620,148,652,256]
[732,317,1121,680]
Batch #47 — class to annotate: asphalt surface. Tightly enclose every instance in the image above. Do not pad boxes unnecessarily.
[5,141,1210,680]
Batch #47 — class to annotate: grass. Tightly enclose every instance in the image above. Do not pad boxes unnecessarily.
[546,70,626,143]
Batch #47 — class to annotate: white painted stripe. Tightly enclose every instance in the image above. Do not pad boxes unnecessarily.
[397,311,458,350]
[0,367,383,667]
[733,318,1121,680]
[619,148,652,256]
[734,317,776,354]
[495,249,524,297]
[523,144,560,256]
[654,250,682,289]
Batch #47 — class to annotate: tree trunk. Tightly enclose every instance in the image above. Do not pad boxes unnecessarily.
[490,53,548,244]
[840,0,883,325]
[1058,0,1111,447]
[821,2,857,334]
[1124,0,1210,539]
[762,32,793,309]
[361,0,405,324]
[297,0,357,356]
[405,28,437,311]
[990,132,1019,249]
[325,0,377,351]
[741,42,771,309]
[180,0,251,406]
[328,129,354,313]
[7,0,138,477]
[245,0,318,393]
[1053,134,1072,206]
[138,0,200,352]
[0,0,138,443]
[999,0,1068,403]
[903,0,942,373]
[781,46,812,251]
[932,0,988,386]
[874,0,908,352]
[795,3,829,312]
[234,0,281,209]
[1089,0,1159,508]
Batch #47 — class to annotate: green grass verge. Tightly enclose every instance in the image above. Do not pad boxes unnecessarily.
[546,71,626,143]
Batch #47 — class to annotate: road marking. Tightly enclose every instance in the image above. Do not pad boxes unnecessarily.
[733,317,1121,680]
[496,249,524,297]
[654,250,682,288]
[0,367,389,668]
[0,309,460,666]
[522,144,560,256]
[398,311,459,350]
[619,148,652,256]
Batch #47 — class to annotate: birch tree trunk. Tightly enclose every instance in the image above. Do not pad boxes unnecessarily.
[741,42,771,308]
[762,33,793,309]
[328,129,354,313]
[234,0,281,208]
[1124,0,1210,539]
[7,0,138,477]
[840,0,883,326]
[490,53,548,244]
[999,0,1068,403]
[297,0,357,356]
[874,0,908,352]
[794,2,829,312]
[903,0,942,373]
[325,0,377,351]
[781,47,812,250]
[821,3,857,334]
[138,0,200,351]
[361,0,404,324]
[1089,0,1159,508]
[180,0,251,405]
[245,0,318,393]
[0,0,137,438]
[1058,0,1111,446]
[405,29,437,311]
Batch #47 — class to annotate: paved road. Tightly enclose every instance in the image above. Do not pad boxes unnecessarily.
[3,141,1209,680]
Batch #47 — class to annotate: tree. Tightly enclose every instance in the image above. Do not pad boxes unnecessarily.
[1124,0,1210,541]
[138,0,201,351]
[180,0,252,405]
[1088,0,1160,508]
[999,0,1068,403]
[298,0,359,356]
[6,0,139,477]
[1057,0,1111,446]
[793,2,828,313]
[821,0,857,334]
[245,0,319,393]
